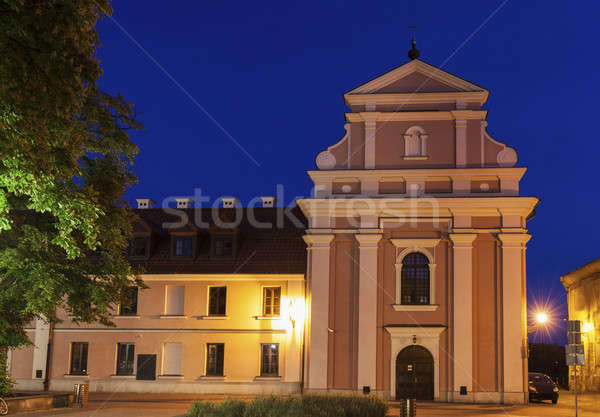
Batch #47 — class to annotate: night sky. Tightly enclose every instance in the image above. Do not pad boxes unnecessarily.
[96,1,599,344]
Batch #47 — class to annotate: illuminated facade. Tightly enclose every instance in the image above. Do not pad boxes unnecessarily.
[562,258,600,392]
[9,51,538,403]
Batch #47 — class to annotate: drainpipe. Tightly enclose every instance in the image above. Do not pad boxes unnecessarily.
[43,322,54,391]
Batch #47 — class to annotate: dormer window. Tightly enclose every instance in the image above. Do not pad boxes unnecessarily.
[214,237,233,256]
[171,235,196,259]
[403,126,429,159]
[130,236,150,259]
[210,234,237,259]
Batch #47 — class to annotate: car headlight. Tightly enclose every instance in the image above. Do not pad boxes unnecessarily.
[529,385,537,393]
[553,386,559,392]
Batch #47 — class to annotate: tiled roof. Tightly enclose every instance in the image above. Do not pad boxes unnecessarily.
[131,206,307,275]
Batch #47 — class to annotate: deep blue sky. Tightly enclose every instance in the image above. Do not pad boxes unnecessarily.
[97,1,599,344]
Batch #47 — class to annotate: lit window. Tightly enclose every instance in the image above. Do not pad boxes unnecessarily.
[70,342,88,375]
[206,343,224,376]
[260,343,279,377]
[116,343,135,375]
[262,287,281,316]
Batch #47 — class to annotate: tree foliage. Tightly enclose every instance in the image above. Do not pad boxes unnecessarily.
[0,0,144,390]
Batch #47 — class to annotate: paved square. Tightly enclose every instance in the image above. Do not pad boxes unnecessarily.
[8,392,600,417]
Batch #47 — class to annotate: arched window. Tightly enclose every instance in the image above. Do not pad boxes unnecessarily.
[401,252,430,305]
[403,126,428,158]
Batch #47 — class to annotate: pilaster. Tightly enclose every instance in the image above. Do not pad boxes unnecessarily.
[498,233,531,403]
[449,233,476,401]
[455,119,468,168]
[303,234,334,390]
[355,233,382,391]
[363,113,378,169]
[31,317,50,383]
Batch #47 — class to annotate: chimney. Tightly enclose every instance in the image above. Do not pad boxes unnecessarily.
[259,196,277,208]
[175,197,194,209]
[220,197,239,208]
[136,198,155,209]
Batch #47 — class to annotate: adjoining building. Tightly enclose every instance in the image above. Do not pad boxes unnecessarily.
[9,43,538,403]
[561,257,600,392]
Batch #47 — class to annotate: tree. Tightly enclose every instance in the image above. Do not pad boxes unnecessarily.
[0,1,144,394]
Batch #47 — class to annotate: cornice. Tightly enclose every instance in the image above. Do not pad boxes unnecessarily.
[345,110,487,123]
[308,167,527,181]
[344,91,489,107]
[141,273,305,281]
[297,196,539,219]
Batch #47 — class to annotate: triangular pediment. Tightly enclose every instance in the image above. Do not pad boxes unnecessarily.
[346,59,486,95]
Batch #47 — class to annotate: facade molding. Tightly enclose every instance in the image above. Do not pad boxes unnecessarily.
[345,91,488,107]
[345,110,487,123]
[141,274,305,282]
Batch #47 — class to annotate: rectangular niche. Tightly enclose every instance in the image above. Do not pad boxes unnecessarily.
[378,177,406,194]
[471,176,500,193]
[332,178,361,195]
[425,176,452,193]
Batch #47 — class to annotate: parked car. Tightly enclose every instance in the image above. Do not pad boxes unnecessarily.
[528,372,559,403]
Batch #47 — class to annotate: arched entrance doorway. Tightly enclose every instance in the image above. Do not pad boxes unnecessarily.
[396,345,434,400]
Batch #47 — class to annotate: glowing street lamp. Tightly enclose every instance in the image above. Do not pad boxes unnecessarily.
[528,310,551,334]
[536,312,548,325]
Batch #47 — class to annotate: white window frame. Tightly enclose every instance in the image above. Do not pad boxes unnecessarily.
[391,239,439,311]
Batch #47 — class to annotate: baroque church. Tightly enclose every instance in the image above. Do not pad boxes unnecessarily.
[9,41,537,404]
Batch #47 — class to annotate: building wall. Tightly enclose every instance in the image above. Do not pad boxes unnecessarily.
[11,274,305,394]
[565,273,600,392]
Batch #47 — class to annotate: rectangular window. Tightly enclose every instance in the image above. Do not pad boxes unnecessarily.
[70,342,88,375]
[130,236,150,258]
[208,287,227,316]
[162,343,182,376]
[119,286,138,316]
[262,287,281,316]
[214,237,233,257]
[116,343,135,375]
[173,237,193,258]
[165,285,185,316]
[206,343,224,376]
[260,343,279,377]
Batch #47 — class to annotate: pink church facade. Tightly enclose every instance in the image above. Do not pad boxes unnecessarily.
[9,52,537,404]
[298,55,537,404]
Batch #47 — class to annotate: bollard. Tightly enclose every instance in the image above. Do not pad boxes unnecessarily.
[73,384,80,407]
[73,383,90,407]
[80,383,90,406]
[399,398,416,417]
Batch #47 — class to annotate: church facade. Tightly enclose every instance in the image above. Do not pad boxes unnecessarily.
[9,50,537,404]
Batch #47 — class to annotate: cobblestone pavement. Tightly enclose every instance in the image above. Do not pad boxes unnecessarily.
[8,391,600,417]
